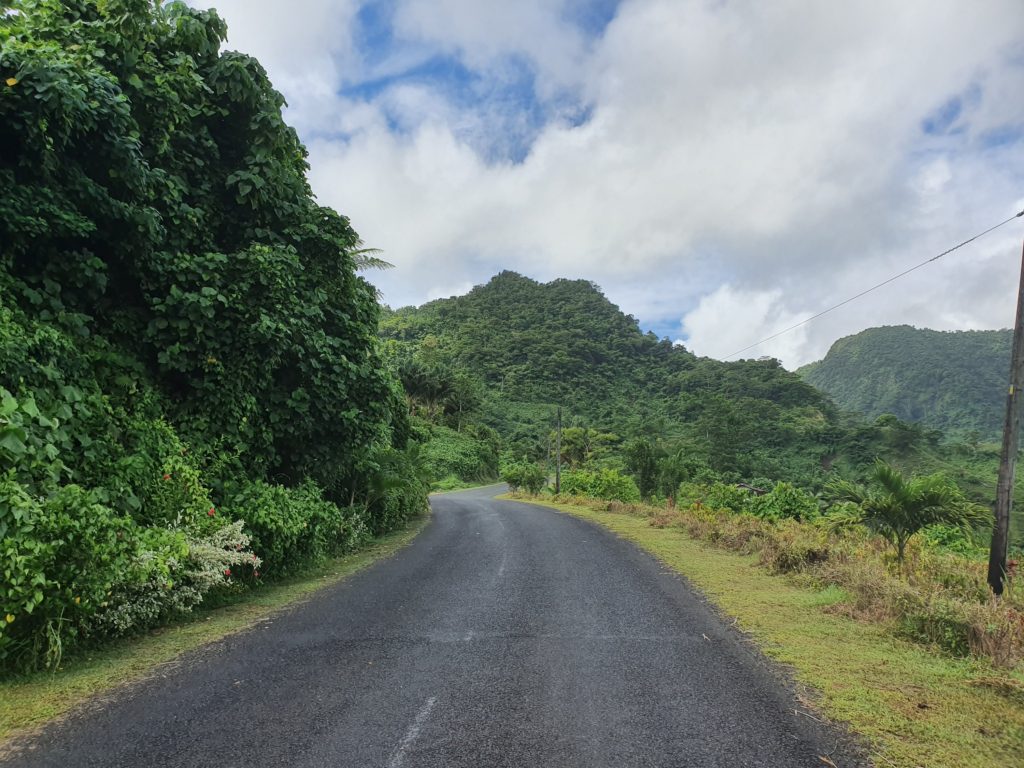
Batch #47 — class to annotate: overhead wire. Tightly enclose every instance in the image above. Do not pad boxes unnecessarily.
[723,207,1024,360]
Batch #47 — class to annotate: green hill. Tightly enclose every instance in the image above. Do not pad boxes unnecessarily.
[384,272,850,486]
[382,276,1024,546]
[799,326,1011,438]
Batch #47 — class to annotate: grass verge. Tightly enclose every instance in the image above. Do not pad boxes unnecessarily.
[510,495,1024,768]
[0,513,430,745]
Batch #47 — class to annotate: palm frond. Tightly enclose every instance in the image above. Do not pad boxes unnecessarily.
[350,248,394,271]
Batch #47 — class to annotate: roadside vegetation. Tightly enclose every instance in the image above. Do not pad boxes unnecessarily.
[507,462,1019,667]
[384,271,1024,550]
[0,515,428,747]
[0,1,429,677]
[4,7,1023,764]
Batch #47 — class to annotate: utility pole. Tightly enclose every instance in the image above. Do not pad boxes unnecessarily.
[555,407,562,495]
[989,238,1024,595]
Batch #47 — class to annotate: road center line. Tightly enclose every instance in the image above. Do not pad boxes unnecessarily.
[387,696,438,768]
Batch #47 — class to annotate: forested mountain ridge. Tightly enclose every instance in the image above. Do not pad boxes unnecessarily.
[383,272,845,485]
[384,271,832,414]
[382,276,1024,545]
[798,326,1011,438]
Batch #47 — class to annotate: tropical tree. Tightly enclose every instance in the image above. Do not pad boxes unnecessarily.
[624,438,660,499]
[555,426,618,468]
[826,461,985,568]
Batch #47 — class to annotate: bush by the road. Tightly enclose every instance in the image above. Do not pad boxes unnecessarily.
[561,469,641,503]
[502,462,546,495]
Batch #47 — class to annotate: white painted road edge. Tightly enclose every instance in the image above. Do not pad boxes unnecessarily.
[387,696,438,768]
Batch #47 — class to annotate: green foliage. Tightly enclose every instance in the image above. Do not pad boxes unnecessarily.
[0,479,136,669]
[826,461,988,566]
[419,424,499,484]
[557,426,618,468]
[358,444,431,537]
[745,482,820,522]
[799,325,1010,438]
[0,0,406,498]
[561,469,641,503]
[919,523,985,557]
[381,272,840,488]
[624,438,660,499]
[0,0,424,673]
[702,482,750,514]
[222,480,368,576]
[502,462,546,495]
[430,474,471,492]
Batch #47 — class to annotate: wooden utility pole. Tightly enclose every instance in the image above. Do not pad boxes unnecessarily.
[555,407,562,495]
[989,239,1024,595]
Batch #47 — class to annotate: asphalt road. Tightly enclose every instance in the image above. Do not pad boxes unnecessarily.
[8,486,861,767]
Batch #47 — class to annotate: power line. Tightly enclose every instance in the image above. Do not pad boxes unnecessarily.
[724,208,1024,360]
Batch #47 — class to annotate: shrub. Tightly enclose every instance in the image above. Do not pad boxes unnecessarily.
[503,462,546,494]
[900,595,974,657]
[675,481,708,508]
[919,523,985,557]
[86,526,191,639]
[561,469,640,503]
[106,417,217,529]
[746,482,820,522]
[758,520,831,572]
[826,461,987,567]
[362,445,430,536]
[222,480,366,576]
[421,425,499,483]
[702,482,749,513]
[0,479,137,670]
[432,475,466,492]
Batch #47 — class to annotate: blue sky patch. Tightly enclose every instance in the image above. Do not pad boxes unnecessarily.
[565,0,621,38]
[339,0,618,162]
[978,124,1024,150]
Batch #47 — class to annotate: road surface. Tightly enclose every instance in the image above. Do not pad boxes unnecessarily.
[7,486,861,767]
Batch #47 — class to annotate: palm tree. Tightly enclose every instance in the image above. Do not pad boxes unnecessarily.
[826,461,986,569]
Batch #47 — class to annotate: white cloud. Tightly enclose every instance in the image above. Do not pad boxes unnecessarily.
[680,286,810,365]
[392,0,591,96]
[194,0,1024,368]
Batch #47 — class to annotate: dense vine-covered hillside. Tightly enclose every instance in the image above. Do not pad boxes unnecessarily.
[799,326,1011,438]
[0,0,425,673]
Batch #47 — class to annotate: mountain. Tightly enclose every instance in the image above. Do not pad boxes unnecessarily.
[384,272,844,486]
[382,274,1024,546]
[798,326,1011,438]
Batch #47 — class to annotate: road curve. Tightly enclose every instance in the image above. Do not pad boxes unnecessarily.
[7,486,861,767]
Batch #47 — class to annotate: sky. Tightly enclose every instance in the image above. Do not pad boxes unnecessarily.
[191,0,1024,368]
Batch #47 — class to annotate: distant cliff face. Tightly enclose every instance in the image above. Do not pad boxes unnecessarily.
[798,325,1012,438]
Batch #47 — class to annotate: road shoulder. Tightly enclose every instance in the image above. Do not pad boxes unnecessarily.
[0,514,430,750]
[507,494,1024,768]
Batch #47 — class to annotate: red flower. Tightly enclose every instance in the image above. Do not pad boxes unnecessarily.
[162,473,171,481]
[223,568,231,577]
[207,507,216,517]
